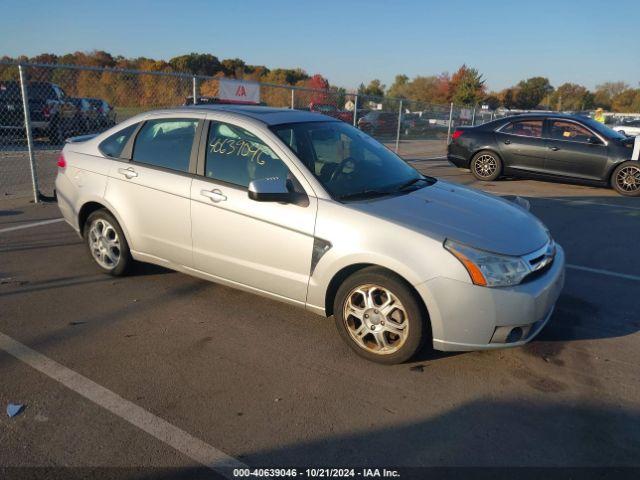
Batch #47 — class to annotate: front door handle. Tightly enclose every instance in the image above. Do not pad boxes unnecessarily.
[503,139,511,145]
[201,189,227,203]
[548,146,560,151]
[117,167,138,179]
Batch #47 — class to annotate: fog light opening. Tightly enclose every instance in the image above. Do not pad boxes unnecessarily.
[506,327,523,343]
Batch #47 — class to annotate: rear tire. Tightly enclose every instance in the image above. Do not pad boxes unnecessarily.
[333,267,427,364]
[611,162,640,197]
[83,209,132,276]
[470,150,502,181]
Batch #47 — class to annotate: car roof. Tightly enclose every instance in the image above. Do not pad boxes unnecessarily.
[159,104,339,126]
[499,112,589,121]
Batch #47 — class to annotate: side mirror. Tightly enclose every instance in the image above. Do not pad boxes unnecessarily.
[248,176,290,202]
[618,130,626,136]
[587,136,601,145]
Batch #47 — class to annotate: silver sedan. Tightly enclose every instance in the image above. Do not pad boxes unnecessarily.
[55,105,565,364]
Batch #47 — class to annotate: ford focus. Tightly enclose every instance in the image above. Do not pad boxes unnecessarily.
[55,105,565,364]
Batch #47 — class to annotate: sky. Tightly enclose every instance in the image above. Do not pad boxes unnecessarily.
[1,0,639,92]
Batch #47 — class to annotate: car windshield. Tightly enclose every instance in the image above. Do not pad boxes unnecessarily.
[271,121,434,200]
[580,117,627,141]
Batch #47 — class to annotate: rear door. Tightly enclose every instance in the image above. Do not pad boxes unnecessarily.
[105,114,204,267]
[543,119,609,180]
[495,118,546,172]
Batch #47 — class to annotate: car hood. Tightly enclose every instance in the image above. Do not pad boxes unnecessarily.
[348,180,549,256]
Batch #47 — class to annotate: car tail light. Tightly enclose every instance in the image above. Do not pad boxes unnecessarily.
[57,153,66,169]
[451,129,464,140]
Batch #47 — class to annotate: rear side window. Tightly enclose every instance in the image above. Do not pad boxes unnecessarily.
[501,120,543,138]
[99,123,138,158]
[132,119,198,172]
[205,122,289,188]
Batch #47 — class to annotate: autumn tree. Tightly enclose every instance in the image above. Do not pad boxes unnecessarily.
[611,89,640,113]
[594,81,629,109]
[168,53,222,76]
[549,83,591,111]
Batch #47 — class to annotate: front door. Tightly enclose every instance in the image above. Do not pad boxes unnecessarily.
[190,120,317,304]
[495,118,546,172]
[544,119,609,180]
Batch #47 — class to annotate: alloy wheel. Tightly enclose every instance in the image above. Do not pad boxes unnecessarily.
[616,165,640,193]
[342,284,409,355]
[473,154,498,178]
[88,218,121,270]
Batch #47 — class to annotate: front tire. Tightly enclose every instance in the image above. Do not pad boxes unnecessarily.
[470,150,502,181]
[334,267,427,364]
[611,162,640,197]
[83,209,132,276]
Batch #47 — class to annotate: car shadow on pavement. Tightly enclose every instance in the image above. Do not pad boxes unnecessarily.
[237,399,640,470]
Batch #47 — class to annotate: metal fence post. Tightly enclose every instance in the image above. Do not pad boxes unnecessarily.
[471,105,476,126]
[290,88,295,109]
[18,64,39,204]
[353,94,358,127]
[446,102,454,144]
[395,99,403,153]
[192,76,198,104]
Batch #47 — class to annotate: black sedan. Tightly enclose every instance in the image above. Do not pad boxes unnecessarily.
[447,113,640,196]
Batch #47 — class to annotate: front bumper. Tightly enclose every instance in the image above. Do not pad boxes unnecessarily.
[416,245,565,351]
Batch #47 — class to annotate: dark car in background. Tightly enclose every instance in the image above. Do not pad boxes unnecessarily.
[69,97,98,133]
[448,113,640,196]
[0,80,76,144]
[86,98,116,129]
[308,102,353,123]
[357,111,398,137]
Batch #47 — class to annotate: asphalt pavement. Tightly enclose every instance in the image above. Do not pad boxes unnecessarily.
[1,161,639,478]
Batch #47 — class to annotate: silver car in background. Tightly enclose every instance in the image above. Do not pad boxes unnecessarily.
[55,105,565,364]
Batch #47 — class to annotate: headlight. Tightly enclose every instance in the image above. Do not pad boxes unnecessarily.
[444,239,530,287]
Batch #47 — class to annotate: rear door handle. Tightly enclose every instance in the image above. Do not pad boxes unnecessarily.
[117,167,138,179]
[548,146,560,151]
[201,189,227,203]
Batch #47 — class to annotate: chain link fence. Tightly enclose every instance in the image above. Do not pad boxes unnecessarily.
[0,60,488,203]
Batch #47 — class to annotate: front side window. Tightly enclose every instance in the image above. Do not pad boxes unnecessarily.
[501,120,543,138]
[272,121,428,200]
[549,120,593,143]
[132,118,198,172]
[99,123,139,158]
[205,122,289,188]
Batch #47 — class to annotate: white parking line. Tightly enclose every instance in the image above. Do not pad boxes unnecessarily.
[0,218,64,234]
[567,264,640,282]
[0,332,246,477]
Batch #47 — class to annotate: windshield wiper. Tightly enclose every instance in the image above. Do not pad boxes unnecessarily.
[396,176,433,192]
[338,189,394,201]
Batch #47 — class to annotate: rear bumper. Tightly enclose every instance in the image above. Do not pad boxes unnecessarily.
[416,245,566,352]
[447,154,468,168]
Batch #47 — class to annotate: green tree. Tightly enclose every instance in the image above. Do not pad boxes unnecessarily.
[449,65,485,105]
[513,77,553,109]
[483,94,500,110]
[386,74,409,98]
[501,88,516,109]
[358,79,385,97]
